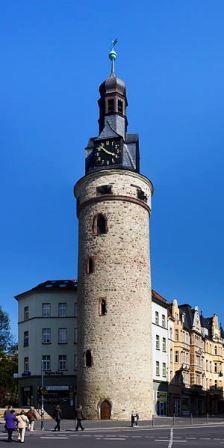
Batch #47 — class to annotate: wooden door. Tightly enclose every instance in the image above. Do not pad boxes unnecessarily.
[100,400,111,419]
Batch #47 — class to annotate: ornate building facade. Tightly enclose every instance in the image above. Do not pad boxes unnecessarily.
[166,300,224,416]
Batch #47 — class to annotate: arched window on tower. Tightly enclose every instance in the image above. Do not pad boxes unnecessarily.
[118,99,123,114]
[99,298,107,316]
[92,214,108,236]
[85,350,92,367]
[107,98,114,113]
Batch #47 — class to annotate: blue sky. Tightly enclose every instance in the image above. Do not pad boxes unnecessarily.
[1,0,224,337]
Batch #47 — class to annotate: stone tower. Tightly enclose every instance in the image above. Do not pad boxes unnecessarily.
[74,44,153,420]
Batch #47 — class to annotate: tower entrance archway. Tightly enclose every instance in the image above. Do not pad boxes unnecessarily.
[100,400,111,419]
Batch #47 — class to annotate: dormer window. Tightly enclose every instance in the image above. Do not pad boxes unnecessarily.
[107,98,114,113]
[118,99,123,114]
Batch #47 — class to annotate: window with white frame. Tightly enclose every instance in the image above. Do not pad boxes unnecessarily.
[42,328,51,344]
[156,335,160,350]
[162,314,166,328]
[42,303,51,318]
[24,357,29,372]
[74,328,78,343]
[58,303,67,317]
[58,355,67,371]
[58,328,67,344]
[162,362,166,377]
[42,355,51,371]
[162,337,166,352]
[156,361,160,376]
[155,311,159,325]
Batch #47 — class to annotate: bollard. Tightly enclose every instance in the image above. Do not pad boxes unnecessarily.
[190,413,193,425]
[206,413,209,424]
[152,415,154,426]
[173,413,175,426]
[40,408,45,431]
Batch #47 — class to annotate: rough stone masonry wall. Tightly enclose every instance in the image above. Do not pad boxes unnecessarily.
[74,169,153,420]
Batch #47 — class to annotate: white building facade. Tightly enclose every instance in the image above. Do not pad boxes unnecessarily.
[152,290,169,415]
[16,280,77,417]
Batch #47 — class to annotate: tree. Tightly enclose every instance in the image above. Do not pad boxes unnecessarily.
[0,352,18,405]
[0,307,18,405]
[0,306,12,353]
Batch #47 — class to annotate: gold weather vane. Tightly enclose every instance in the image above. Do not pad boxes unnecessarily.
[109,39,118,76]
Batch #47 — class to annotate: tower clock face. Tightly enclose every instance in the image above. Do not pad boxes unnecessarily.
[94,138,123,167]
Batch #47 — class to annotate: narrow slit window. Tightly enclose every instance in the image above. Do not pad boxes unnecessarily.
[86,257,95,274]
[99,298,107,316]
[86,350,92,367]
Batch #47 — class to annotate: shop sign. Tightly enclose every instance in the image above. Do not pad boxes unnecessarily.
[46,386,69,391]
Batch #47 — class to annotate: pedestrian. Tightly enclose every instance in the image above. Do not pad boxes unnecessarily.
[26,407,36,431]
[4,406,13,432]
[131,411,134,428]
[75,405,84,431]
[4,409,17,442]
[53,404,62,431]
[17,410,29,443]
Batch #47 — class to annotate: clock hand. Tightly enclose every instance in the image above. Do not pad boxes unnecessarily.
[97,144,115,156]
[102,147,115,156]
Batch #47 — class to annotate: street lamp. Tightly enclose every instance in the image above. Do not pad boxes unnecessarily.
[40,360,45,431]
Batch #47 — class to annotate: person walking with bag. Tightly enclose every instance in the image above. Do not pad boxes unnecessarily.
[4,409,17,442]
[17,410,29,443]
[53,405,62,431]
[26,408,36,431]
[75,405,84,431]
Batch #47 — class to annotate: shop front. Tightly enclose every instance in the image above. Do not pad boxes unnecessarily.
[18,374,77,418]
[153,381,168,416]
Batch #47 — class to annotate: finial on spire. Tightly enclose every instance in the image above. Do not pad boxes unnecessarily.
[109,39,118,76]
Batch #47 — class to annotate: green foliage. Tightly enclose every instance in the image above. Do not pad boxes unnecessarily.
[0,354,18,406]
[0,306,12,353]
[0,353,18,405]
[0,307,18,405]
